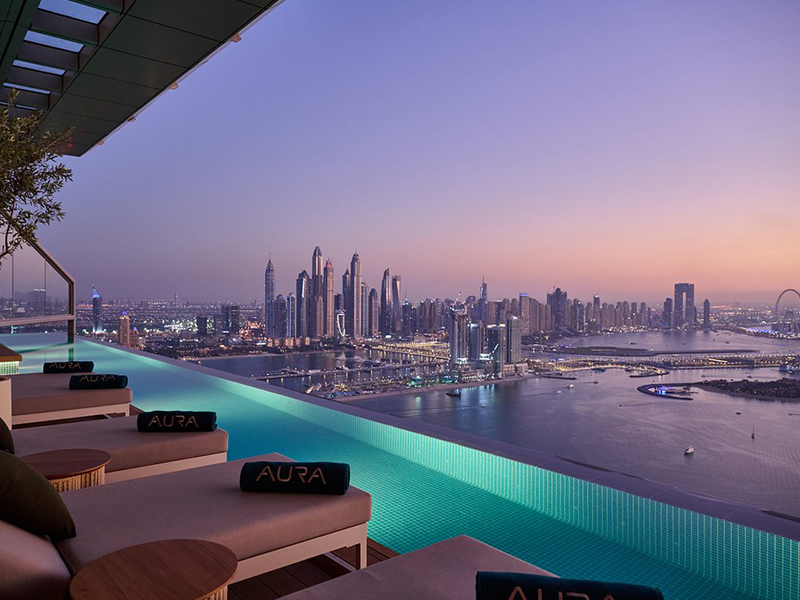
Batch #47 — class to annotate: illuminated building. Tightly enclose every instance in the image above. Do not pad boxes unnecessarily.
[449,305,469,366]
[506,316,521,363]
[296,271,309,338]
[278,295,290,338]
[311,247,324,338]
[486,324,506,375]
[324,259,335,337]
[469,322,485,359]
[264,259,275,337]
[380,269,392,335]
[222,304,240,335]
[368,288,379,337]
[342,269,350,335]
[118,312,130,347]
[392,275,402,334]
[91,286,102,334]
[348,253,362,339]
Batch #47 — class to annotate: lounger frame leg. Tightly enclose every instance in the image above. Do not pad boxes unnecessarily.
[357,539,367,570]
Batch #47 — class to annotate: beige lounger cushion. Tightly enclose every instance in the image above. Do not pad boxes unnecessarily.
[55,453,372,573]
[282,535,555,600]
[13,416,228,472]
[0,519,71,600]
[11,373,131,415]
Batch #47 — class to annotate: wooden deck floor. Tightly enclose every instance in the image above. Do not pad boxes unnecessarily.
[229,539,398,600]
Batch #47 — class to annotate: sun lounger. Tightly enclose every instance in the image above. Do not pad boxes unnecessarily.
[10,373,131,426]
[12,415,228,482]
[281,535,555,600]
[0,453,371,600]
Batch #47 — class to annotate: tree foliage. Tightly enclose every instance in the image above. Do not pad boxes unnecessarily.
[0,89,73,265]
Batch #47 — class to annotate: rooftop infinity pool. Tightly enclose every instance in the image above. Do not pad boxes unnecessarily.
[5,334,798,600]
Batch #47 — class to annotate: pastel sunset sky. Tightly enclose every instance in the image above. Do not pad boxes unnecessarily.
[37,0,800,304]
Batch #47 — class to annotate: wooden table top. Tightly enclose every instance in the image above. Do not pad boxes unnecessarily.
[70,539,238,600]
[20,448,111,479]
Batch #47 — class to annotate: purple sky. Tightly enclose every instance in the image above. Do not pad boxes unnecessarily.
[39,0,800,304]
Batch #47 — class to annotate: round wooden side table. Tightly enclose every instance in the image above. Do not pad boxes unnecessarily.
[69,539,238,600]
[21,448,111,492]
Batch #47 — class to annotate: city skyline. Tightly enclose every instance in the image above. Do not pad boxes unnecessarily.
[31,0,800,303]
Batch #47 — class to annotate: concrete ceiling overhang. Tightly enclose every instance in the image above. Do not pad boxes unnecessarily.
[1,0,283,156]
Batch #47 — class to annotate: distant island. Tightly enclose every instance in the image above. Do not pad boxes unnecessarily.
[559,346,756,357]
[697,378,800,402]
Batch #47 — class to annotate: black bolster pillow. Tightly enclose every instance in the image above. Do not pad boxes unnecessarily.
[43,361,94,373]
[476,572,664,600]
[137,411,217,432]
[240,461,350,495]
[69,374,128,389]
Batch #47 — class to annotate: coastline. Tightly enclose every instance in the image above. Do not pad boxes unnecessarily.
[693,382,800,404]
[328,373,542,403]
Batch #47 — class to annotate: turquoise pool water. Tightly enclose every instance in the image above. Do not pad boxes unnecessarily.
[7,334,798,600]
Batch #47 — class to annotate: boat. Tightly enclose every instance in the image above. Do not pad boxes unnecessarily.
[556,390,562,394]
[684,446,695,455]
[593,380,599,384]
[751,426,756,440]
[446,391,462,398]
[735,411,741,415]
[567,384,575,389]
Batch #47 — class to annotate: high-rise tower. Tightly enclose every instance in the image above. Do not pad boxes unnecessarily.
[324,259,335,337]
[673,283,695,328]
[348,253,362,338]
[91,286,102,334]
[118,312,130,347]
[311,247,324,338]
[391,275,402,334]
[264,259,275,338]
[296,271,309,338]
[380,269,392,336]
[342,269,350,335]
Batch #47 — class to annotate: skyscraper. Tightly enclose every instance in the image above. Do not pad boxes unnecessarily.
[324,259,335,337]
[296,271,309,338]
[284,294,295,337]
[663,297,673,328]
[673,283,695,329]
[311,247,324,338]
[469,322,485,359]
[449,305,469,366]
[348,253,362,338]
[703,299,711,330]
[196,315,208,337]
[518,293,531,335]
[368,288,379,337]
[342,269,350,335]
[380,269,392,336]
[221,304,240,334]
[118,312,130,347]
[264,259,275,337]
[276,295,288,338]
[486,324,506,375]
[361,282,369,338]
[91,286,102,334]
[506,316,521,364]
[391,275,402,334]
